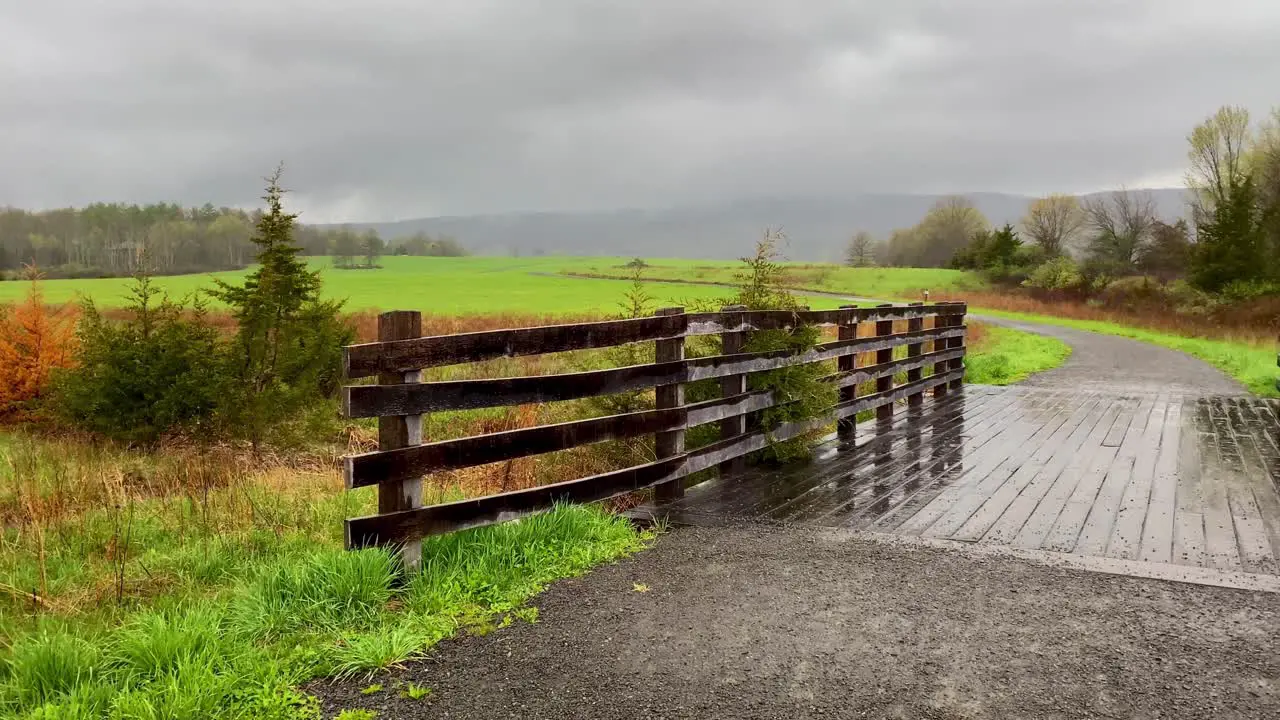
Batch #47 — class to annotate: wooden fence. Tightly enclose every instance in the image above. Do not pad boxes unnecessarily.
[339,302,967,567]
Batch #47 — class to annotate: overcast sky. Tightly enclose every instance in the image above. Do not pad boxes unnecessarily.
[3,1,1279,222]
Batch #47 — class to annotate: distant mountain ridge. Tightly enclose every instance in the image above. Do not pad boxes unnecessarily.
[329,189,1190,262]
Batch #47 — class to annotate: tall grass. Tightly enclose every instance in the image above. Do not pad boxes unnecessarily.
[0,490,647,719]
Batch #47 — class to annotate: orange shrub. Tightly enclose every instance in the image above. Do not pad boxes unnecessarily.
[0,277,78,420]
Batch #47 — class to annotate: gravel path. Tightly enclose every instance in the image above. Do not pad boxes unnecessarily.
[972,313,1246,395]
[315,524,1280,719]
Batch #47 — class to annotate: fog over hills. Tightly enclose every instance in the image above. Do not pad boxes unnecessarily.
[335,189,1190,261]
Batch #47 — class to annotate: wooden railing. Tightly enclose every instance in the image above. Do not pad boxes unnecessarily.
[339,302,967,566]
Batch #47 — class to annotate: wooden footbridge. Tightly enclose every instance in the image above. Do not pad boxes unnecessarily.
[338,303,1280,582]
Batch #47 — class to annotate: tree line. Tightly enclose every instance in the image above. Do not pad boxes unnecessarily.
[845,104,1280,301]
[1,172,349,448]
[0,204,466,279]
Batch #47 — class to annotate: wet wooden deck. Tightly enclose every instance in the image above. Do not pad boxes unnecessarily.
[642,386,1280,577]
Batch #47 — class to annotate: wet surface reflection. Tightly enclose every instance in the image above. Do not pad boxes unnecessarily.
[651,387,1280,575]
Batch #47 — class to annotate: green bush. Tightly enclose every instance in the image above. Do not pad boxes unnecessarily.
[1219,278,1280,303]
[52,274,227,446]
[1022,256,1084,292]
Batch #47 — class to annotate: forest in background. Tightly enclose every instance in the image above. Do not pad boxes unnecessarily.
[0,203,465,279]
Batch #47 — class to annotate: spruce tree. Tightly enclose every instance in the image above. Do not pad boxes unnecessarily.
[1190,176,1269,293]
[209,168,352,448]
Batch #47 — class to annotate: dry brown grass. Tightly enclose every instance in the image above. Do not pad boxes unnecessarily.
[4,308,973,539]
[933,290,1277,347]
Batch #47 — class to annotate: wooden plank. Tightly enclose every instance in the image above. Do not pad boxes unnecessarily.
[797,387,1020,524]
[343,327,967,417]
[932,311,953,399]
[980,394,1108,546]
[1011,397,1121,550]
[683,417,832,478]
[346,456,687,547]
[1199,401,1244,571]
[953,392,1102,543]
[719,304,749,476]
[1139,399,1182,564]
[911,389,1075,538]
[891,389,1069,536]
[653,307,686,503]
[832,370,963,420]
[370,310,425,569]
[1105,396,1169,560]
[1073,394,1154,556]
[947,303,965,391]
[345,313,690,377]
[875,305,894,422]
[346,405,686,488]
[828,349,964,389]
[906,303,924,407]
[1173,512,1207,567]
[346,303,970,377]
[836,305,857,441]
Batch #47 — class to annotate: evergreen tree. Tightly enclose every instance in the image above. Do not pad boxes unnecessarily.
[1190,176,1269,293]
[208,168,353,448]
[54,268,225,446]
[982,224,1023,268]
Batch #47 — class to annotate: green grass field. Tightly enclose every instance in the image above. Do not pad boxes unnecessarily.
[559,258,985,302]
[0,257,852,314]
[0,256,980,314]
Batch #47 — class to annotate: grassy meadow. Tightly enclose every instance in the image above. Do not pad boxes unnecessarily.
[0,257,842,314]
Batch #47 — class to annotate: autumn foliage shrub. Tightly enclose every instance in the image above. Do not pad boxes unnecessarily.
[0,273,77,420]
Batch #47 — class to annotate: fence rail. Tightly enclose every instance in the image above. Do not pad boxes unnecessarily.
[339,302,968,565]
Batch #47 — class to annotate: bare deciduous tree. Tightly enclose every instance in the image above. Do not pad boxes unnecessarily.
[845,231,876,267]
[1083,189,1158,271]
[1021,194,1085,257]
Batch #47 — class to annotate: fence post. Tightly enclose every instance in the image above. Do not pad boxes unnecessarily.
[837,304,858,441]
[875,304,894,422]
[653,306,686,502]
[932,305,951,400]
[377,310,424,572]
[949,303,966,390]
[719,304,748,476]
[906,301,925,407]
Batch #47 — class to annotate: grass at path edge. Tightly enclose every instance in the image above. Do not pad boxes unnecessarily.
[975,309,1277,397]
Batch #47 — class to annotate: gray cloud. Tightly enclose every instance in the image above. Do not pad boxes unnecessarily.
[2,0,1278,221]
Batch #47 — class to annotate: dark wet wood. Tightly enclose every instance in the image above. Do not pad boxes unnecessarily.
[719,305,749,476]
[906,303,924,407]
[346,304,970,377]
[344,303,974,545]
[637,387,1280,577]
[346,406,686,488]
[343,327,967,416]
[347,456,688,547]
[836,305,857,441]
[653,307,687,503]
[874,305,894,422]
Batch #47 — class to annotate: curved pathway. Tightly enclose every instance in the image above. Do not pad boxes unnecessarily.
[974,313,1245,395]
